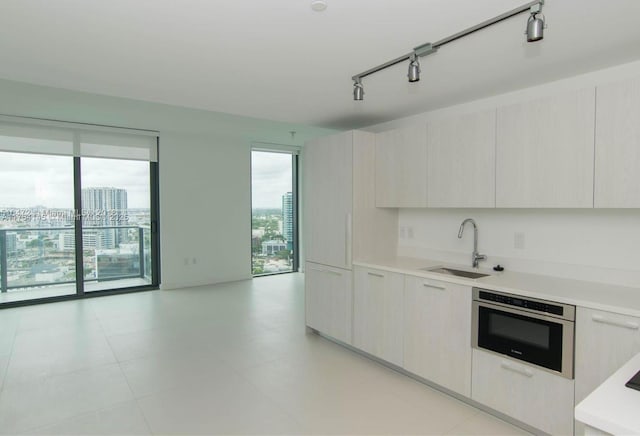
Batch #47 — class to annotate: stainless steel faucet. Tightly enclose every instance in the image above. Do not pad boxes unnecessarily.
[458,218,486,268]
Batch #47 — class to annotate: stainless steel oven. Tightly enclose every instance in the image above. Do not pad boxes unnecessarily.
[472,288,575,379]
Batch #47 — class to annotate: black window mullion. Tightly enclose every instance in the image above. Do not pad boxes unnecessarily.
[292,154,299,272]
[73,156,85,295]
[150,156,160,287]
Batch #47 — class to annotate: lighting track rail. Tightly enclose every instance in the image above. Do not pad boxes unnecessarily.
[352,0,545,100]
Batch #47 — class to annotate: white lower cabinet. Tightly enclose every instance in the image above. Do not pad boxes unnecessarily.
[471,349,574,435]
[403,276,472,397]
[575,307,640,404]
[304,261,353,345]
[353,266,404,366]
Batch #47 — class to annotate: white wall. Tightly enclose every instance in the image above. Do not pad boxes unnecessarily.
[398,209,640,287]
[0,78,336,289]
[366,60,640,288]
[158,131,250,289]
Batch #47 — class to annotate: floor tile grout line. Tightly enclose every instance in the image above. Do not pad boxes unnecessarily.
[15,399,149,435]
[224,359,313,432]
[0,324,18,393]
[133,397,156,436]
[0,359,121,393]
[114,353,155,435]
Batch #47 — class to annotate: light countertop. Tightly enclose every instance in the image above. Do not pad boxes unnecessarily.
[353,257,640,317]
[575,352,640,435]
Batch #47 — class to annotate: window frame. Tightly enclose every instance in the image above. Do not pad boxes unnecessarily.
[0,116,160,309]
[250,145,300,277]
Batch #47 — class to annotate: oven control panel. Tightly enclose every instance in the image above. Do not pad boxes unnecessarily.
[478,290,564,316]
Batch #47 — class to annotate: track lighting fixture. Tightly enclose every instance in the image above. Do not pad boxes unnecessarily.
[526,3,545,42]
[351,0,545,100]
[407,55,420,83]
[353,79,364,101]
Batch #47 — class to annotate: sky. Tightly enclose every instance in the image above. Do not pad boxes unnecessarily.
[251,151,292,209]
[0,149,290,210]
[0,152,150,209]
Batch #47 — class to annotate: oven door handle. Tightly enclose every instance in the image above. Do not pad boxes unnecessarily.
[500,361,533,378]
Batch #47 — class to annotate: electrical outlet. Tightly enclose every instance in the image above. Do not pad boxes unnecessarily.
[407,226,414,239]
[514,232,525,250]
[192,257,197,265]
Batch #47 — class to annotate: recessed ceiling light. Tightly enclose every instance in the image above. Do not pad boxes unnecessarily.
[311,0,327,12]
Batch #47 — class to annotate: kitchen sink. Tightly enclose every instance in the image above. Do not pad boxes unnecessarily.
[422,266,490,279]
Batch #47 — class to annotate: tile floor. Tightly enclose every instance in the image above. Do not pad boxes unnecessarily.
[0,273,531,435]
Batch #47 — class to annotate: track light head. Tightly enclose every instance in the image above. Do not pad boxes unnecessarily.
[407,55,421,83]
[353,79,364,101]
[526,3,545,42]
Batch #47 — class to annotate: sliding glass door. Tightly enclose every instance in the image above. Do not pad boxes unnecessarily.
[0,118,159,306]
[81,158,153,292]
[0,151,77,304]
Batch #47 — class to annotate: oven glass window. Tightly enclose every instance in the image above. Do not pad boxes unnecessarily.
[477,304,564,373]
[488,312,550,349]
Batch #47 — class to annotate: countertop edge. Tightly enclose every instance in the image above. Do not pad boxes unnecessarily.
[575,353,640,435]
[352,258,640,318]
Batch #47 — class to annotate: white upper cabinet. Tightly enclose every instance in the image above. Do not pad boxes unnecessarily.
[594,77,640,208]
[375,125,428,208]
[427,110,496,208]
[303,131,353,269]
[496,88,596,208]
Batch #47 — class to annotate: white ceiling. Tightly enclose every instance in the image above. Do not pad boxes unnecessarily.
[1,0,640,131]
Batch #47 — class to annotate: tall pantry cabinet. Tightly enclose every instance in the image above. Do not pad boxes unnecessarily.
[303,130,397,344]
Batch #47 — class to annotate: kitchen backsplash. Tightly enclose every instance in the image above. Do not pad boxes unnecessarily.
[397,208,640,288]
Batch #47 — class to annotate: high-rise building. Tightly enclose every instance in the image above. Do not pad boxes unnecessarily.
[282,192,293,251]
[81,187,128,249]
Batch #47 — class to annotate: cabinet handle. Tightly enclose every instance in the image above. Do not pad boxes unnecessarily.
[592,314,640,330]
[500,362,533,378]
[368,272,385,278]
[345,213,352,267]
[308,267,342,277]
[423,283,446,291]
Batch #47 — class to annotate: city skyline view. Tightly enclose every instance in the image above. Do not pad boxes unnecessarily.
[0,185,153,296]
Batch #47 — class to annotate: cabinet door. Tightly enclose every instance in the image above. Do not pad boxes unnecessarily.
[353,266,404,366]
[594,77,640,207]
[472,349,574,435]
[427,110,496,207]
[375,125,428,208]
[403,276,472,396]
[575,307,640,403]
[305,261,353,344]
[303,132,353,269]
[496,88,595,207]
